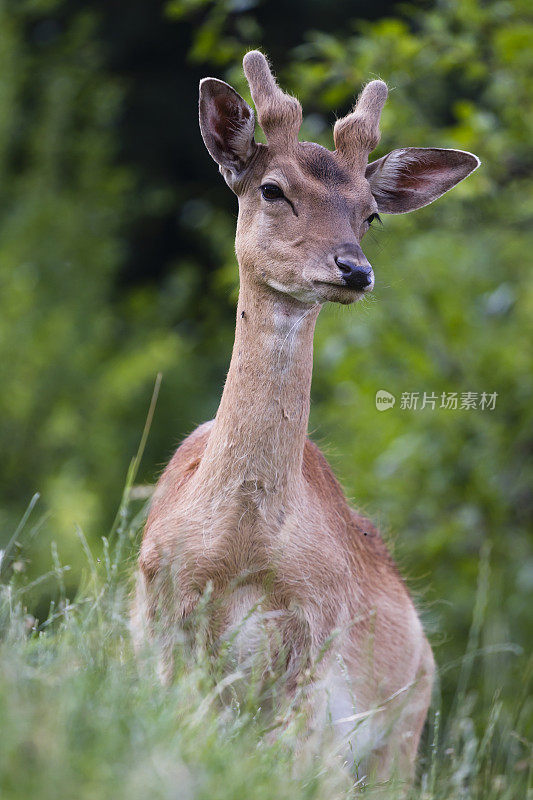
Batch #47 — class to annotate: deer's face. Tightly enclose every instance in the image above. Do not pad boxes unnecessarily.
[199,52,479,306]
[235,143,378,305]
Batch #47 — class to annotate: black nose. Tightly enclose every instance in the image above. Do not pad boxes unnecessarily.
[335,257,373,291]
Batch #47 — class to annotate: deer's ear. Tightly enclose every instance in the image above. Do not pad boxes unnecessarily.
[366,147,480,214]
[199,78,257,178]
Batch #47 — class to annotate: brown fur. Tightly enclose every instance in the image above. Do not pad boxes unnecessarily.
[133,50,480,790]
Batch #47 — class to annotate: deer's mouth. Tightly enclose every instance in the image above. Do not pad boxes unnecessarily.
[314,281,362,291]
[312,280,372,303]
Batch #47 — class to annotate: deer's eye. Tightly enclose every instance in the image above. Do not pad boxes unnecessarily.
[261,183,285,201]
[366,212,382,226]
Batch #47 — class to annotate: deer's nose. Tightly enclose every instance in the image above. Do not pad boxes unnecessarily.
[334,257,373,291]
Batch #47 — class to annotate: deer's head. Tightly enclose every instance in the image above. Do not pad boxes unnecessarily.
[199,51,479,305]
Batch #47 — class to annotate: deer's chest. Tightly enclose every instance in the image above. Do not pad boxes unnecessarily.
[174,489,348,617]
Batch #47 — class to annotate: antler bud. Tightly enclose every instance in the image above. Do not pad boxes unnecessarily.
[243,50,302,149]
[334,80,388,169]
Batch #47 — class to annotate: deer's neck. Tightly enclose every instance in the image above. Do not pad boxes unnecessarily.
[196,276,320,501]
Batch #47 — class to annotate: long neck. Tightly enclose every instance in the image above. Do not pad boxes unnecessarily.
[195,274,320,500]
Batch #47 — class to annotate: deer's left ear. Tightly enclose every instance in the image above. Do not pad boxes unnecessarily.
[366,147,480,214]
[199,78,257,181]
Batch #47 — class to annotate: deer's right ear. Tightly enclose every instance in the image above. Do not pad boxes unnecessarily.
[199,78,257,180]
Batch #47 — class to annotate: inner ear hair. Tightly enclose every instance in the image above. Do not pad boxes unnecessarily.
[199,77,257,176]
[366,147,480,214]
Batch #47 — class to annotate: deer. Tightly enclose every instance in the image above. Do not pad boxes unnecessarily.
[132,50,479,789]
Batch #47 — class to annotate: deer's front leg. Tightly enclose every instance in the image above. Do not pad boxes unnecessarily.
[133,549,205,683]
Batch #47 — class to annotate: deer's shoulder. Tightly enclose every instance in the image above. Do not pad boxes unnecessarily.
[144,420,214,521]
[140,421,214,581]
[163,419,215,480]
[302,437,400,574]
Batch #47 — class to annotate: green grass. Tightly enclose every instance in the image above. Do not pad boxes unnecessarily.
[0,467,531,800]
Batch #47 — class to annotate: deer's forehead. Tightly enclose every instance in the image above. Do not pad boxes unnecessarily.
[256,143,371,205]
[297,142,351,184]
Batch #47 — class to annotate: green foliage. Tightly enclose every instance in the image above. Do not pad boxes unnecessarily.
[0,1,235,570]
[0,1,129,555]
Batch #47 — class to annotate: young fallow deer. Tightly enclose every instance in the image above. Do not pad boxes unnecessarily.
[134,51,479,788]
